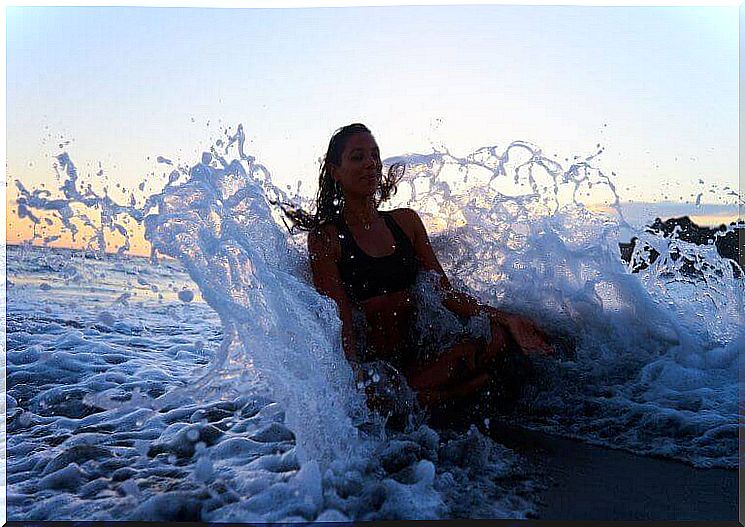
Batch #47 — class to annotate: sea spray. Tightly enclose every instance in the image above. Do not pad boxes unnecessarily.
[15,126,376,467]
[379,142,742,467]
[3,127,549,520]
[7,123,743,522]
[142,127,374,467]
[13,125,743,467]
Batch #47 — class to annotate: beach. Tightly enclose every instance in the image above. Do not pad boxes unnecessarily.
[6,123,742,522]
[486,422,739,522]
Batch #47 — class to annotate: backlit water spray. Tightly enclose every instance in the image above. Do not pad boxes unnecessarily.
[8,123,742,521]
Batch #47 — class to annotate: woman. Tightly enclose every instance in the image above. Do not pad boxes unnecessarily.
[286,123,554,414]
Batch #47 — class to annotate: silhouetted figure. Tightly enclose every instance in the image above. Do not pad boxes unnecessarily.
[283,124,557,425]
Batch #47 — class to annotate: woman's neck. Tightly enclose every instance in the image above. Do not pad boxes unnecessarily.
[342,195,379,228]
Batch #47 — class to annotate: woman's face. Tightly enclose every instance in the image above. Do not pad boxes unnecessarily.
[332,132,382,199]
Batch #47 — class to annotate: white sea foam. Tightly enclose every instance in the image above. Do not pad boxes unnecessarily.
[7,124,742,521]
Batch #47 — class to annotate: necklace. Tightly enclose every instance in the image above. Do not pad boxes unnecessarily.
[345,212,378,231]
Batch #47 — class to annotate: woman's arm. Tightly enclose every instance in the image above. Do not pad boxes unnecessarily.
[308,225,360,363]
[395,208,554,354]
[394,208,487,318]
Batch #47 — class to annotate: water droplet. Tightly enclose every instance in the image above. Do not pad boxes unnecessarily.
[178,289,194,303]
[19,412,31,426]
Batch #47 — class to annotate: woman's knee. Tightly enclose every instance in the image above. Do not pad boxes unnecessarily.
[406,340,479,390]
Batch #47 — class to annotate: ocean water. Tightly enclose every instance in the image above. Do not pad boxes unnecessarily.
[6,126,743,521]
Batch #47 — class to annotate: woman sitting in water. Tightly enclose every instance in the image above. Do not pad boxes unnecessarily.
[285,123,554,413]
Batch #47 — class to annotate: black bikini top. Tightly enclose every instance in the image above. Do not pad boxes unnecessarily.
[335,211,419,302]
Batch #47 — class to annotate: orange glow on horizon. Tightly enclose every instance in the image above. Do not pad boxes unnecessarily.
[7,186,740,260]
[6,191,153,258]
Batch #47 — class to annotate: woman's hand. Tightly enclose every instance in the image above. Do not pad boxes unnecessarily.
[351,360,419,420]
[486,308,554,356]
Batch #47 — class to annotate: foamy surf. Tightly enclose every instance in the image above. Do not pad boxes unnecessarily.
[7,124,742,521]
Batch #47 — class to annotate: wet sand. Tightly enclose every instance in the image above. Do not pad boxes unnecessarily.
[486,422,739,522]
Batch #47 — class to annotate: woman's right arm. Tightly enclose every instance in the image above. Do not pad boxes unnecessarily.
[307,225,360,363]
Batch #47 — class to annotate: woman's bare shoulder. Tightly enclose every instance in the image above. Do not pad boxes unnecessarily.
[389,207,421,222]
[308,222,341,260]
[389,208,425,234]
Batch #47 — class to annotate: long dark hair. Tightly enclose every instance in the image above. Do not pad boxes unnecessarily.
[281,123,405,233]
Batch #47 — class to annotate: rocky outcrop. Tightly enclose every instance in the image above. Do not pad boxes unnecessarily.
[619,216,743,277]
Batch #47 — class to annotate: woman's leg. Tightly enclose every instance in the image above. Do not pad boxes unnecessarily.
[415,371,491,407]
[406,338,482,391]
[488,310,555,356]
[480,315,513,368]
[405,319,512,403]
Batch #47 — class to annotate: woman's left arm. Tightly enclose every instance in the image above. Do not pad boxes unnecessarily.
[395,208,487,318]
[395,208,554,354]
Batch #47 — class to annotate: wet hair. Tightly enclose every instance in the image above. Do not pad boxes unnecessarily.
[280,123,405,233]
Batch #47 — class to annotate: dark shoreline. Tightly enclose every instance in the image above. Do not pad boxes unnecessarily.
[486,423,738,521]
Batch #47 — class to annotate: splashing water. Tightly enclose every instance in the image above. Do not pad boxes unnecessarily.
[8,123,743,520]
[141,128,377,467]
[377,140,743,466]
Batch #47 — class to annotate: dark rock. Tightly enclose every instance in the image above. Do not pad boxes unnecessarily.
[250,422,295,443]
[619,217,743,277]
[111,467,138,481]
[148,423,223,459]
[40,445,113,476]
[377,440,421,474]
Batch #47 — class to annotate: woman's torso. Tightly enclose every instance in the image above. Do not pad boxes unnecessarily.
[335,210,419,364]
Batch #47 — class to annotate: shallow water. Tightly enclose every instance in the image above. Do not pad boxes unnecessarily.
[6,246,538,521]
[7,125,743,521]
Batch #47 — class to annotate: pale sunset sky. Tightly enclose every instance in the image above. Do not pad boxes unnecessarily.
[5,1,740,255]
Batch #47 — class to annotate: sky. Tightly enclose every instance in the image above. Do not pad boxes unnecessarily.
[5,2,740,254]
